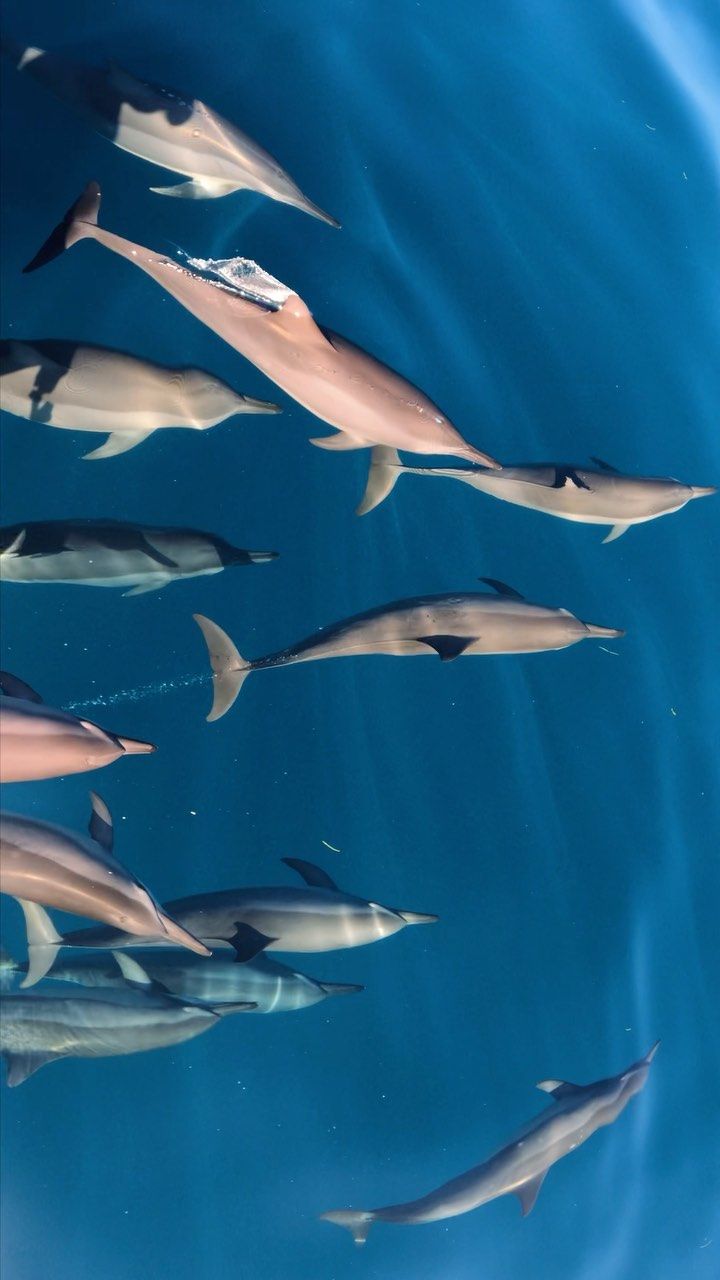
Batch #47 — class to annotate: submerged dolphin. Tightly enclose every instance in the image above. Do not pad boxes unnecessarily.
[0,953,254,1087]
[4,933,363,1014]
[322,1041,660,1244]
[0,671,155,781]
[23,183,499,466]
[24,858,438,959]
[0,339,279,459]
[358,447,717,541]
[0,794,210,985]
[1,39,339,223]
[193,580,624,720]
[1,519,278,596]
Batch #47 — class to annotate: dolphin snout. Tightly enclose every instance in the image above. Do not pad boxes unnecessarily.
[690,486,717,499]
[584,623,625,639]
[395,910,439,925]
[118,736,156,755]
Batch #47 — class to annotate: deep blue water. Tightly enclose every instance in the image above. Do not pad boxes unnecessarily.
[1,2,719,1277]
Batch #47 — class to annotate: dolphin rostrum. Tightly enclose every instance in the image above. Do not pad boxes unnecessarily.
[0,338,279,459]
[4,932,363,1015]
[1,519,278,596]
[193,580,624,720]
[321,1041,660,1245]
[0,670,155,781]
[1,39,339,223]
[23,858,438,959]
[358,447,717,541]
[0,794,211,985]
[23,183,499,466]
[0,953,255,1087]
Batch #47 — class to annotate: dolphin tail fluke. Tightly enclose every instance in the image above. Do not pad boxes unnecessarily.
[23,180,101,273]
[14,899,63,988]
[320,1209,375,1245]
[357,447,404,515]
[193,613,251,721]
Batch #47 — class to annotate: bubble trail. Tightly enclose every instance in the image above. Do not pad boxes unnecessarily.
[65,672,208,712]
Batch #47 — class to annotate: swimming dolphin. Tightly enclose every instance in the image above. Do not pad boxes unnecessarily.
[358,447,717,541]
[1,519,278,596]
[0,670,155,781]
[321,1041,660,1244]
[4,935,363,1014]
[23,858,438,958]
[23,183,499,467]
[1,39,339,223]
[193,580,624,720]
[0,339,279,459]
[0,794,211,986]
[0,953,254,1087]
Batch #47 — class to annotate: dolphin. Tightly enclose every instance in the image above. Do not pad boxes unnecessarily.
[23,183,499,467]
[0,338,279,459]
[321,1041,660,1245]
[1,519,278,596]
[1,39,339,223]
[0,670,155,781]
[193,579,624,720]
[3,935,363,1014]
[0,952,255,1087]
[21,858,438,959]
[358,447,717,541]
[0,794,211,985]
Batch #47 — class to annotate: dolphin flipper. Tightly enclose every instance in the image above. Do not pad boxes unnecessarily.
[149,179,236,198]
[516,1171,547,1216]
[309,433,368,451]
[357,447,403,515]
[3,1051,62,1087]
[282,858,339,891]
[82,430,152,460]
[0,672,43,703]
[228,923,277,963]
[602,523,630,543]
[88,792,113,852]
[122,579,171,597]
[419,635,475,661]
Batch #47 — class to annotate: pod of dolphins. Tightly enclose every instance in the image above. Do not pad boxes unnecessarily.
[0,27,714,1256]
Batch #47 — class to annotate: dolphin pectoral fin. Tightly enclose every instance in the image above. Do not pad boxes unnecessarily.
[0,671,44,703]
[82,430,152,460]
[1,529,27,556]
[309,433,368,451]
[14,900,63,988]
[602,523,630,544]
[122,579,170,597]
[149,179,237,198]
[590,456,620,473]
[229,923,277,963]
[282,858,339,891]
[516,1171,548,1216]
[536,1078,582,1099]
[479,578,525,601]
[419,635,475,661]
[88,791,113,852]
[4,1051,63,1087]
[357,447,403,515]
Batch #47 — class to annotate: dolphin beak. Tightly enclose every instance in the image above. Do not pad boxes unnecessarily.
[690,486,717,499]
[644,1039,661,1064]
[584,624,625,639]
[395,910,439,925]
[117,736,156,755]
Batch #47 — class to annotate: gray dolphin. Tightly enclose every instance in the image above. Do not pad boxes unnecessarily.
[1,519,278,596]
[0,952,254,1087]
[23,858,438,959]
[0,794,211,985]
[358,447,716,541]
[1,39,339,223]
[193,580,624,720]
[0,338,279,459]
[3,933,363,1014]
[321,1041,660,1244]
[0,671,155,781]
[23,183,499,466]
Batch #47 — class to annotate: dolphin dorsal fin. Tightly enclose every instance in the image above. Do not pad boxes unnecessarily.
[282,858,339,891]
[479,578,525,601]
[88,792,113,852]
[112,950,169,995]
[536,1078,582,1099]
[0,671,43,703]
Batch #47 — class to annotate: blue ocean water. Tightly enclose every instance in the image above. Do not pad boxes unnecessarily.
[1,0,719,1276]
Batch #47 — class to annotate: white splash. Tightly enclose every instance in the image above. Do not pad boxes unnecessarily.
[186,255,291,309]
[66,672,207,712]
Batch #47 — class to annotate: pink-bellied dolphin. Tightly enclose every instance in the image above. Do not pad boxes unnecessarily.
[0,339,279,459]
[5,931,363,1015]
[0,671,154,781]
[0,953,255,1087]
[359,447,717,541]
[0,794,211,985]
[321,1041,660,1244]
[1,38,339,223]
[1,519,278,596]
[23,183,499,466]
[193,579,624,720]
[20,858,438,960]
